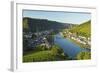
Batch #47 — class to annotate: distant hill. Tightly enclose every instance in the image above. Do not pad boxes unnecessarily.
[23,17,71,32]
[69,20,91,37]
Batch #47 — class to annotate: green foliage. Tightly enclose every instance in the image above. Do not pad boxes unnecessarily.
[23,39,31,52]
[23,45,68,62]
[23,51,55,62]
[23,17,69,33]
[69,20,91,38]
[35,45,49,51]
[31,33,37,39]
[23,18,29,32]
[51,45,64,55]
[76,51,91,60]
[46,35,54,45]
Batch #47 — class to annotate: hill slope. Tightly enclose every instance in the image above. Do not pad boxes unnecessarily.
[69,20,91,37]
[23,17,71,32]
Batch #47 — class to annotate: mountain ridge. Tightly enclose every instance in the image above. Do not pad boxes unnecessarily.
[23,17,72,32]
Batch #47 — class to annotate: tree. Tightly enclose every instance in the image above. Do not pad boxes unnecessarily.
[31,33,37,39]
[76,51,91,60]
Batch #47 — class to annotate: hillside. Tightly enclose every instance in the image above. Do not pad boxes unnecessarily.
[23,17,71,32]
[69,20,91,37]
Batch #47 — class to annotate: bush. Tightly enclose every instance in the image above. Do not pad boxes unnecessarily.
[23,45,68,62]
[76,51,91,60]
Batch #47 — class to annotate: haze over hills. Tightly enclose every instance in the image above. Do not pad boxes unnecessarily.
[23,17,73,32]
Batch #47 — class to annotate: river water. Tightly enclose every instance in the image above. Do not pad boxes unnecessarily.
[54,34,90,59]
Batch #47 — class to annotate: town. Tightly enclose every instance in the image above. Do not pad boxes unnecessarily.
[23,30,54,52]
[61,30,91,49]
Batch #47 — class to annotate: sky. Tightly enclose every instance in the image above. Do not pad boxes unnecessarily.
[23,10,91,24]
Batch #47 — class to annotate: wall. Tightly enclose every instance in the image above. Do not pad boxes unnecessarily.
[0,0,100,73]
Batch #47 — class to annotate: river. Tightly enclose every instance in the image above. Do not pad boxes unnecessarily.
[54,34,90,59]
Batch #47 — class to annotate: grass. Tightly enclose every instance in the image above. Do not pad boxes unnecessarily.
[23,45,68,62]
[23,51,55,62]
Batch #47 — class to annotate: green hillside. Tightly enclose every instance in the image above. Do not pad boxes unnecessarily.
[23,17,70,32]
[69,20,91,37]
[23,45,68,62]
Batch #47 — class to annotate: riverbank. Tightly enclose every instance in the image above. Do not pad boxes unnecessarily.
[60,31,90,49]
[54,33,91,60]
